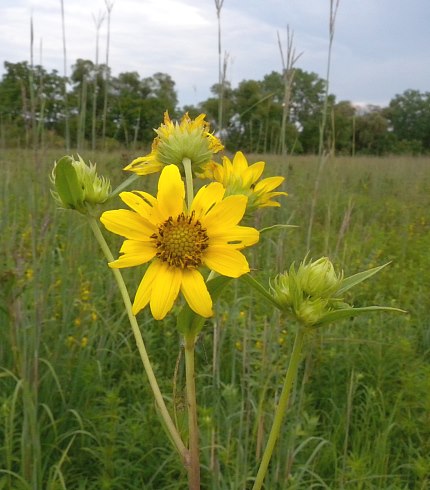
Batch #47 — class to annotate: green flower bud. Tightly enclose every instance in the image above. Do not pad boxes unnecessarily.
[295,297,329,326]
[271,257,343,327]
[51,155,111,213]
[297,257,343,298]
[271,272,292,308]
[270,258,402,328]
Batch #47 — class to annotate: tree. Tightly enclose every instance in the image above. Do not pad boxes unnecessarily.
[0,61,65,147]
[386,89,430,152]
[329,100,355,155]
[354,106,391,155]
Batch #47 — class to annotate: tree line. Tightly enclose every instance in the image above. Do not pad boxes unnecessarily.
[0,59,429,155]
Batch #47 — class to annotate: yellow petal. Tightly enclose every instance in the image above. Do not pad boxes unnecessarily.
[209,225,259,248]
[181,269,213,318]
[191,182,225,219]
[231,151,249,174]
[245,161,265,185]
[101,210,153,239]
[108,240,156,268]
[124,155,163,175]
[157,165,185,218]
[132,261,160,315]
[132,191,166,225]
[220,156,233,181]
[202,195,247,230]
[119,191,154,218]
[204,246,251,278]
[254,176,286,193]
[149,261,182,320]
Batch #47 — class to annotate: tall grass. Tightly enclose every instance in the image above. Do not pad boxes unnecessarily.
[1,150,429,488]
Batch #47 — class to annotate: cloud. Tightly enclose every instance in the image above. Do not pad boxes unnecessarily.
[0,0,429,109]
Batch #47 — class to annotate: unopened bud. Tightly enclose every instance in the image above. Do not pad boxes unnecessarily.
[51,155,111,213]
[297,257,342,298]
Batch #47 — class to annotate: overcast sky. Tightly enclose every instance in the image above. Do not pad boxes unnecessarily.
[1,0,429,108]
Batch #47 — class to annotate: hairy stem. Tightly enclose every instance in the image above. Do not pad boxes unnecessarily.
[184,333,201,489]
[182,157,194,210]
[87,215,189,463]
[252,327,306,490]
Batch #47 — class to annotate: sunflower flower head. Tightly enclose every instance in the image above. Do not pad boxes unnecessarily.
[206,151,287,214]
[100,164,259,320]
[124,112,224,177]
[51,155,111,214]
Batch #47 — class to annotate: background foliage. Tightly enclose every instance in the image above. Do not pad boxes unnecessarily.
[1,59,429,155]
[1,149,429,488]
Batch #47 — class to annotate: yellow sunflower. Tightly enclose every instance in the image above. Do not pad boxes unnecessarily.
[100,164,259,320]
[124,112,224,176]
[206,151,287,213]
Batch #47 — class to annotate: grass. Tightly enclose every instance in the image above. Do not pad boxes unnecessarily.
[1,149,429,489]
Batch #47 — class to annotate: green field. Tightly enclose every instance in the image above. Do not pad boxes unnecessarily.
[1,150,429,489]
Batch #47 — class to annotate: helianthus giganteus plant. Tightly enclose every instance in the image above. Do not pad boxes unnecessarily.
[51,111,403,489]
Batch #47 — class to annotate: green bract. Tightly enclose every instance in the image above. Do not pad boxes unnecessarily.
[51,155,111,213]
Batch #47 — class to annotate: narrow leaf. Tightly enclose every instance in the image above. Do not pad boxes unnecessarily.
[318,305,406,326]
[337,263,391,296]
[260,224,298,235]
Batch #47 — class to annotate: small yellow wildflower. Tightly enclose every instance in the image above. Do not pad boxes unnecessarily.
[205,151,287,213]
[101,164,259,320]
[80,282,91,302]
[255,340,264,350]
[125,112,223,176]
[66,335,76,348]
[25,268,34,281]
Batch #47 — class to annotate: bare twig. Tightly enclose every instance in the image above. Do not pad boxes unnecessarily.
[215,0,226,132]
[60,0,70,150]
[277,26,302,156]
[306,0,341,250]
[102,0,114,149]
[91,11,105,151]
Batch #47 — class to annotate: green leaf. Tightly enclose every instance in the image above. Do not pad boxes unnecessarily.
[317,305,406,326]
[337,262,391,296]
[259,224,298,235]
[54,156,84,210]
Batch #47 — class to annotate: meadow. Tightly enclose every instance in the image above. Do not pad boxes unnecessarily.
[0,149,429,489]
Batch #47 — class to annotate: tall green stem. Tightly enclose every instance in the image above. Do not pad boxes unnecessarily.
[87,215,189,463]
[184,333,200,489]
[182,157,194,210]
[252,327,306,490]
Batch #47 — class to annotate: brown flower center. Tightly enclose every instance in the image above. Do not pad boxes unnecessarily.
[152,211,209,269]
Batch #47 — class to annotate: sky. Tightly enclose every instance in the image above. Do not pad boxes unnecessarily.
[1,0,429,109]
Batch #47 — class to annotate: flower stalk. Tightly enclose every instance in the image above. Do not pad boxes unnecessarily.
[252,326,306,490]
[184,333,201,489]
[183,157,194,209]
[87,215,189,463]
